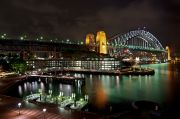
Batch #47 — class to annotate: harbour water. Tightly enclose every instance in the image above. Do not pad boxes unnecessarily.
[4,62,180,114]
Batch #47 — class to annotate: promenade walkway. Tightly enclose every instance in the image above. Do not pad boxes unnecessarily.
[0,94,102,119]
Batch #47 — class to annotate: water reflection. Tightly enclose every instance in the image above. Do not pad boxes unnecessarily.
[6,63,180,112]
[18,85,22,96]
[115,76,120,89]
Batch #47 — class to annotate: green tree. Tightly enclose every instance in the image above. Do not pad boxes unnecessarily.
[10,58,27,74]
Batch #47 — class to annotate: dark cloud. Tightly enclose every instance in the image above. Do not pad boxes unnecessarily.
[0,0,179,52]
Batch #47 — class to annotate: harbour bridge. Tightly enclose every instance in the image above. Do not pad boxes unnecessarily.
[0,29,168,70]
[0,29,167,62]
[106,30,166,62]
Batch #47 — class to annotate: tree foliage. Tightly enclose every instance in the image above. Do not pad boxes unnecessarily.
[10,58,27,74]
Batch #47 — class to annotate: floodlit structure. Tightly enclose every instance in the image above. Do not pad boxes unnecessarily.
[85,33,95,45]
[166,46,171,61]
[96,31,107,54]
[85,34,95,51]
[108,29,166,62]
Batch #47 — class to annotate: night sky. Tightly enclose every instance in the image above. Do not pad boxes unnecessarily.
[0,0,180,53]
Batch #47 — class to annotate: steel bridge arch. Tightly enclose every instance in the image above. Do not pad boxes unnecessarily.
[108,30,165,56]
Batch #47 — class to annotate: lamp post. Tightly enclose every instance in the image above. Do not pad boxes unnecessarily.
[18,102,21,115]
[43,108,46,119]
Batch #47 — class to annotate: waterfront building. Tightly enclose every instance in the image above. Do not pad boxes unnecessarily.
[26,57,121,70]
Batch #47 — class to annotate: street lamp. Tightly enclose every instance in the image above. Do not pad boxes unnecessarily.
[43,108,46,119]
[20,36,24,40]
[18,102,21,115]
[1,35,5,39]
[40,36,43,40]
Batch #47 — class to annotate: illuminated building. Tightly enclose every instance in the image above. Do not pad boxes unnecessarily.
[26,57,121,70]
[96,31,107,54]
[166,46,171,61]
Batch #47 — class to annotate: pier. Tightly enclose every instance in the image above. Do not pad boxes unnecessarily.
[28,74,85,84]
[62,67,155,76]
[25,93,88,111]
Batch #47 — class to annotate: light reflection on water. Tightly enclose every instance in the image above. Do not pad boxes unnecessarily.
[6,63,180,112]
[85,63,180,109]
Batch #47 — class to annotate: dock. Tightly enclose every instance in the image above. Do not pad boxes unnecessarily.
[62,67,155,76]
[28,74,85,84]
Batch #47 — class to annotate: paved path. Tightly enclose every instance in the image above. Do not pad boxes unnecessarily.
[0,94,103,119]
[7,107,66,119]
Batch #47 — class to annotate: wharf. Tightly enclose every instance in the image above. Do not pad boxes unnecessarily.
[25,93,88,111]
[63,67,155,76]
[28,74,85,84]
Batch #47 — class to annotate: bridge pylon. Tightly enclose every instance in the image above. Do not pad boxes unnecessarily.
[85,33,96,51]
[96,31,107,54]
[166,46,171,61]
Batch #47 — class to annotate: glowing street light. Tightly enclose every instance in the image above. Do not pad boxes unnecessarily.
[18,102,22,115]
[40,36,43,40]
[1,35,5,39]
[20,36,24,40]
[43,108,47,119]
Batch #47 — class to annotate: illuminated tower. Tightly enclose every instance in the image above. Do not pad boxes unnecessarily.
[85,34,95,51]
[96,31,107,54]
[85,34,95,45]
[166,46,171,61]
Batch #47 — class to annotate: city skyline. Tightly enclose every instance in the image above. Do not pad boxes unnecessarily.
[0,0,180,53]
